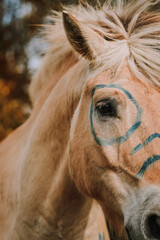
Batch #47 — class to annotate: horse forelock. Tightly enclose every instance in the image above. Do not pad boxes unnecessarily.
[29,0,160,104]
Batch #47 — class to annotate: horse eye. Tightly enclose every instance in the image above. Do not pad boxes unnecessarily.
[96,99,117,118]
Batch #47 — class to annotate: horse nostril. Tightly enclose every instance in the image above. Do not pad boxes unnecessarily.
[145,214,160,239]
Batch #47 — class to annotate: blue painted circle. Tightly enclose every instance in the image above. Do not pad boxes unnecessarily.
[90,84,142,146]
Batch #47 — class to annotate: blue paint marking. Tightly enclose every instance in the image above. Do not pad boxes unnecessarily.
[136,155,160,178]
[131,133,160,155]
[131,133,160,177]
[99,233,101,240]
[90,84,142,146]
[99,232,105,240]
[90,85,160,178]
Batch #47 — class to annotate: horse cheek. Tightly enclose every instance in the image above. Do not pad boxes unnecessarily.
[68,137,88,195]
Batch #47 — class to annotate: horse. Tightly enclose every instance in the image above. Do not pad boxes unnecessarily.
[1,0,160,239]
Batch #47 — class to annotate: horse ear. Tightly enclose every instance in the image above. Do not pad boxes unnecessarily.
[62,11,105,61]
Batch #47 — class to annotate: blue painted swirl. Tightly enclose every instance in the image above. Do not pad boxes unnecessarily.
[90,84,160,178]
[90,84,142,146]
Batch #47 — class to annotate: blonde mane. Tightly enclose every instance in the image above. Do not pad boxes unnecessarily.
[29,0,160,103]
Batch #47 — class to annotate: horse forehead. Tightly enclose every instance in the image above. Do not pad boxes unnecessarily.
[85,64,137,91]
[85,74,142,99]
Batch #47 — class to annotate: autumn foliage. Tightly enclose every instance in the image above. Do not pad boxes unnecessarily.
[0,0,103,141]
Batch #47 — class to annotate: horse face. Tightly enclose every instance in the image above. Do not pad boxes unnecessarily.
[63,11,160,240]
[69,68,160,239]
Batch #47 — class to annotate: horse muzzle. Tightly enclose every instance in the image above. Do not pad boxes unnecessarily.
[124,186,160,240]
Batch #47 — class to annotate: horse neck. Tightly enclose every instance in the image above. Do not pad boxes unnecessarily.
[29,50,78,108]
[14,59,93,239]
[36,157,92,240]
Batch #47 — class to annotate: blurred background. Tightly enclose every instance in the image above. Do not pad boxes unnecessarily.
[0,0,106,141]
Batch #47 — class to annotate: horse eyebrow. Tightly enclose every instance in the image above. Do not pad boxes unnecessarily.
[136,155,160,178]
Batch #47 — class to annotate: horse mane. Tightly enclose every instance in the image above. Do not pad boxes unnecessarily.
[29,0,160,104]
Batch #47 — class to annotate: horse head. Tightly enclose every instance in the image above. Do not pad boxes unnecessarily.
[63,5,160,240]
